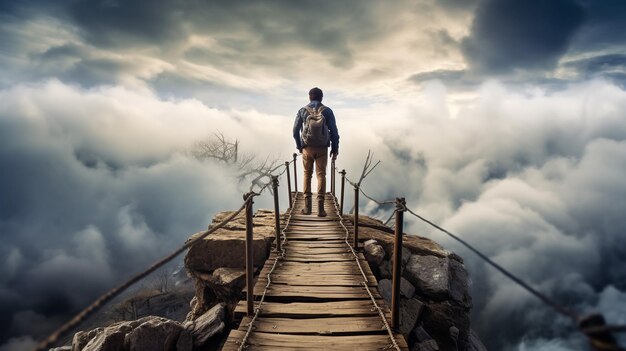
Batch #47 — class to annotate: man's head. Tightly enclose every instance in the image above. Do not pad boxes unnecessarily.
[309,87,323,102]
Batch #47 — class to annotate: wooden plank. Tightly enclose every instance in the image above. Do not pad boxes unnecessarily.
[250,285,378,299]
[234,300,390,318]
[237,316,388,334]
[224,194,407,351]
[223,330,409,350]
[255,274,377,287]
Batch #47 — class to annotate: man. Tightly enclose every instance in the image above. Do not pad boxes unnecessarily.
[293,87,340,217]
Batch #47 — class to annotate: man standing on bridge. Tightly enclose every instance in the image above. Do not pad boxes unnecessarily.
[293,87,340,217]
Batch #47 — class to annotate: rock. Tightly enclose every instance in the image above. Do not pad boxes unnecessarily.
[73,317,185,351]
[468,329,487,351]
[400,277,415,298]
[184,210,276,272]
[73,328,102,351]
[412,326,434,342]
[205,267,246,299]
[364,239,386,265]
[82,327,126,351]
[377,279,392,303]
[449,326,459,351]
[175,329,194,351]
[78,319,142,351]
[50,347,72,351]
[348,216,451,258]
[400,298,424,339]
[404,255,470,307]
[411,340,439,351]
[402,247,412,267]
[377,278,416,305]
[449,259,471,307]
[422,301,469,351]
[125,317,183,351]
[184,302,226,346]
[404,255,449,300]
[379,260,392,279]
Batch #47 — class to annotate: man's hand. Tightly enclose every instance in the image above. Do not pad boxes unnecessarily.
[331,151,338,161]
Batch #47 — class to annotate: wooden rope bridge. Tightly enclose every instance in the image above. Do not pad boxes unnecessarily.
[224,192,408,350]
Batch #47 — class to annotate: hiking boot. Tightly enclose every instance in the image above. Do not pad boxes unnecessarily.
[317,198,327,217]
[301,195,312,215]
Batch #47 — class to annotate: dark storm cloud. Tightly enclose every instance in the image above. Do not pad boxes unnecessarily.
[569,0,626,53]
[461,0,586,74]
[64,0,386,66]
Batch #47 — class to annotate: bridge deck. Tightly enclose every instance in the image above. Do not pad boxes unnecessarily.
[223,193,408,350]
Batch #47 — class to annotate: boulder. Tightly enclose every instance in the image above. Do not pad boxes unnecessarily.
[422,301,469,351]
[125,317,183,351]
[400,277,416,298]
[204,267,246,299]
[400,298,424,339]
[184,302,226,346]
[404,255,470,307]
[378,279,392,303]
[184,210,276,272]
[364,239,386,265]
[379,260,392,279]
[76,319,142,351]
[404,255,449,300]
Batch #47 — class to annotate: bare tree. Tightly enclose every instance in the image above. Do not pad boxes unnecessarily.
[190,132,280,192]
[349,150,381,214]
[151,267,172,293]
[355,150,380,187]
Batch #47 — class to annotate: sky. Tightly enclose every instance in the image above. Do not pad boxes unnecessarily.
[1,0,626,350]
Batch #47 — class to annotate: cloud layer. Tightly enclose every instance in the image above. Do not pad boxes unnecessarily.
[1,1,626,350]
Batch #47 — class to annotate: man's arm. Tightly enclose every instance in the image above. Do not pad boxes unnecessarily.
[326,108,340,158]
[293,109,304,152]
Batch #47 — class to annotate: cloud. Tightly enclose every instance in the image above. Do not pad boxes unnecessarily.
[461,0,586,74]
[338,79,626,349]
[0,80,297,345]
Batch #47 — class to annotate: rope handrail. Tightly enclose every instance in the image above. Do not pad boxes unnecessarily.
[236,193,297,350]
[34,154,300,351]
[331,195,402,351]
[335,161,626,350]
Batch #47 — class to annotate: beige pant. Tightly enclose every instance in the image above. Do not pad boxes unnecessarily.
[302,146,328,199]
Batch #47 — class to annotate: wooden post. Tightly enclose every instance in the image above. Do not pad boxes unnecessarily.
[578,313,621,351]
[271,176,281,252]
[331,159,336,196]
[391,197,406,330]
[340,170,346,216]
[285,161,293,209]
[293,153,298,194]
[353,185,359,249]
[244,193,255,316]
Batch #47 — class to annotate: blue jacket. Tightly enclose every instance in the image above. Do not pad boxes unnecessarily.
[293,100,340,154]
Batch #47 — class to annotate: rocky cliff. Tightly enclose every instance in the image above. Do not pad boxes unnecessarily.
[65,208,486,351]
[184,209,487,351]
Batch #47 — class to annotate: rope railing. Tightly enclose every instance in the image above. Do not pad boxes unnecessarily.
[236,191,296,350]
[34,154,300,351]
[334,161,626,351]
[330,193,402,351]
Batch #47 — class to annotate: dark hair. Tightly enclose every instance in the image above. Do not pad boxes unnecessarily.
[309,87,323,101]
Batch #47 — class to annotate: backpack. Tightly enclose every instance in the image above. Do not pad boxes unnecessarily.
[302,105,330,147]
